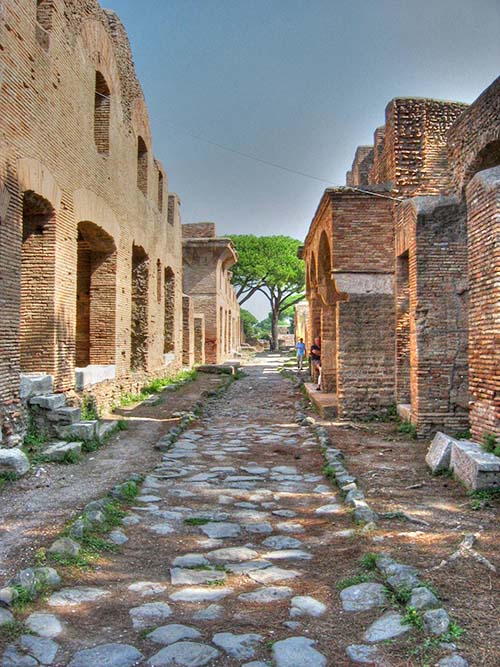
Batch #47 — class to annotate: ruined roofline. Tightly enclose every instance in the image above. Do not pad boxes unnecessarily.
[386,96,468,106]
[304,184,394,248]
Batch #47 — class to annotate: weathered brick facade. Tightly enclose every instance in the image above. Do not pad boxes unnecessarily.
[304,97,472,433]
[182,224,240,365]
[0,0,186,443]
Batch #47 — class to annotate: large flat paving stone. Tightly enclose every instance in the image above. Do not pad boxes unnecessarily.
[340,582,388,611]
[272,636,327,667]
[68,643,143,667]
[25,613,63,639]
[248,566,300,584]
[363,611,410,643]
[239,586,293,603]
[169,586,234,602]
[200,522,241,538]
[147,642,219,666]
[346,644,382,664]
[290,595,326,617]
[262,536,303,550]
[170,568,227,585]
[206,547,258,563]
[47,587,110,607]
[147,624,202,645]
[129,602,173,630]
[212,632,263,660]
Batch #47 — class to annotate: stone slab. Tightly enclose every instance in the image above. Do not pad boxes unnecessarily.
[426,432,456,473]
[450,439,500,490]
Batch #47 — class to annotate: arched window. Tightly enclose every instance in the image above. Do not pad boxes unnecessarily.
[94,72,110,154]
[36,0,53,50]
[137,137,148,196]
[157,170,164,212]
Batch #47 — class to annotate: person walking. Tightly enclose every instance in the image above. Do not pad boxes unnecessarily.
[295,338,306,370]
[309,337,321,389]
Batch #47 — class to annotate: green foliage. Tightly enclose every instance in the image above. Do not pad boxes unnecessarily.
[360,552,378,571]
[454,429,471,440]
[442,620,465,641]
[206,579,226,587]
[398,420,417,439]
[482,432,497,453]
[81,438,101,453]
[61,449,80,465]
[34,547,47,566]
[0,621,31,642]
[241,308,259,339]
[22,418,48,464]
[468,487,500,510]
[228,235,305,349]
[362,403,398,423]
[403,605,424,631]
[336,573,375,590]
[322,464,336,481]
[116,419,128,431]
[184,517,212,526]
[384,586,412,605]
[118,480,139,501]
[81,395,99,421]
[0,471,18,490]
[117,370,197,407]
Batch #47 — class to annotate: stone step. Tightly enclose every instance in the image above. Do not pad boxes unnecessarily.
[29,394,67,411]
[96,420,119,441]
[46,407,81,424]
[44,441,82,462]
[62,420,99,441]
[20,374,54,400]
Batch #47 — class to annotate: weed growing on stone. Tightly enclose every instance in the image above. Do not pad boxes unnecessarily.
[402,605,424,631]
[11,574,50,611]
[117,480,139,502]
[116,419,128,430]
[61,449,80,465]
[0,471,18,490]
[454,429,471,440]
[361,403,398,423]
[80,395,99,421]
[336,573,375,590]
[184,517,212,526]
[398,420,417,439]
[384,585,412,606]
[81,533,116,554]
[206,579,225,586]
[50,551,95,569]
[22,418,49,465]
[468,487,500,510]
[360,552,378,571]
[323,464,336,481]
[0,621,31,642]
[482,432,497,453]
[34,548,47,566]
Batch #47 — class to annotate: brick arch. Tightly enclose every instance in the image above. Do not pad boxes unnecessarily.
[73,189,121,246]
[131,96,153,152]
[465,138,500,187]
[308,251,317,290]
[80,19,120,103]
[17,158,62,212]
[317,230,337,305]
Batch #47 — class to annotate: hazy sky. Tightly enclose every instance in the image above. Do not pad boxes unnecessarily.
[104,0,499,318]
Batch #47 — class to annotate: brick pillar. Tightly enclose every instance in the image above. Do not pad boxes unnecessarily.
[320,304,336,392]
[182,294,194,367]
[395,251,410,404]
[308,291,321,350]
[466,166,500,440]
[194,314,205,364]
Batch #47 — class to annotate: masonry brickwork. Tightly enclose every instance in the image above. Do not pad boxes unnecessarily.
[182,223,240,365]
[304,96,472,433]
[0,0,201,444]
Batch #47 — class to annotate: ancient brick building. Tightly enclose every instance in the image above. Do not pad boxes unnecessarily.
[0,0,186,444]
[182,223,241,365]
[447,76,500,441]
[304,98,471,434]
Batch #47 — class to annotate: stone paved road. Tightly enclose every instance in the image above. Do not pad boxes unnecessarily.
[3,355,356,667]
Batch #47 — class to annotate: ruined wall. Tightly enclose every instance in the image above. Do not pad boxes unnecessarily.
[182,229,240,364]
[396,197,469,437]
[346,146,374,186]
[465,167,500,440]
[0,0,184,442]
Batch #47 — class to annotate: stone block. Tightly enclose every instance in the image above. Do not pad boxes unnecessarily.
[197,364,235,375]
[450,440,500,490]
[0,447,30,476]
[30,394,66,410]
[96,420,118,441]
[75,364,116,390]
[67,421,98,440]
[20,374,54,400]
[425,431,456,473]
[44,441,82,462]
[46,407,81,424]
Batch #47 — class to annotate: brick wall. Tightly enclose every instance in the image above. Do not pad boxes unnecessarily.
[346,146,374,186]
[182,222,217,239]
[465,167,500,440]
[0,0,184,442]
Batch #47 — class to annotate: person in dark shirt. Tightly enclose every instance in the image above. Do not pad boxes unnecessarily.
[310,337,321,389]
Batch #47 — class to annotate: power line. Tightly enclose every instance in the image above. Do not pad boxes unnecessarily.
[95,90,402,202]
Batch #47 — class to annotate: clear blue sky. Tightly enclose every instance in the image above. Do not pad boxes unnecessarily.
[104,0,499,318]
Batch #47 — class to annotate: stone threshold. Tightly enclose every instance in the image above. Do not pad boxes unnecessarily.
[303,383,338,418]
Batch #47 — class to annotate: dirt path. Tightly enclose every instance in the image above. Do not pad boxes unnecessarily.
[0,355,496,666]
[0,373,222,581]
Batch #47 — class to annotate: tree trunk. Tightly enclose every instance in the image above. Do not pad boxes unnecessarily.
[270,308,279,351]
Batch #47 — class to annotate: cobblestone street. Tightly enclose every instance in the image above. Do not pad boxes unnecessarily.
[1,355,358,666]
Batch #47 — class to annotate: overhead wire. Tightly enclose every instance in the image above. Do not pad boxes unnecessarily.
[94,90,402,202]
